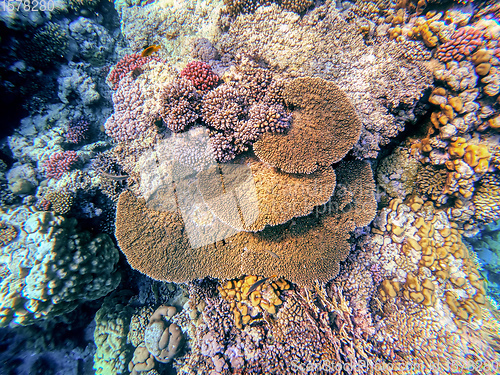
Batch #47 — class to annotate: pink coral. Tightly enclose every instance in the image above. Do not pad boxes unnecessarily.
[107,53,161,90]
[43,151,79,179]
[180,61,219,91]
[436,27,485,62]
[104,75,151,142]
[66,118,89,144]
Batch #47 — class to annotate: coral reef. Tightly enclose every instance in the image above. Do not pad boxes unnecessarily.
[0,206,121,327]
[377,146,420,200]
[20,23,69,68]
[218,3,433,158]
[2,0,500,371]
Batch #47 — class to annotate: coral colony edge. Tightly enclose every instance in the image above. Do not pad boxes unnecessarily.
[0,0,500,374]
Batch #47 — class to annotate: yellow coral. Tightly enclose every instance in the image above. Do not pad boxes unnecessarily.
[464,144,491,172]
[219,275,290,329]
[448,137,466,158]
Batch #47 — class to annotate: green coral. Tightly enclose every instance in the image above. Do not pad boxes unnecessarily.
[0,205,120,327]
[94,292,135,375]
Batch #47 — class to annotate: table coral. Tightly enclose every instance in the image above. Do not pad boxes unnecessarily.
[254,77,362,174]
[116,159,375,287]
[0,206,121,327]
[197,158,337,232]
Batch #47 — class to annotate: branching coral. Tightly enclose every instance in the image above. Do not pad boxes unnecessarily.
[159,77,201,133]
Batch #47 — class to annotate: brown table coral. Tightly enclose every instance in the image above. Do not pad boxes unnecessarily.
[254,77,362,174]
[115,159,376,287]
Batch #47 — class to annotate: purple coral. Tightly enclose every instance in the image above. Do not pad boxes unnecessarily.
[160,78,201,133]
[66,118,89,144]
[43,151,79,179]
[104,75,151,142]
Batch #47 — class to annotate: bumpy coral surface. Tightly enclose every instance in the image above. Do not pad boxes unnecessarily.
[0,206,121,327]
[94,292,135,375]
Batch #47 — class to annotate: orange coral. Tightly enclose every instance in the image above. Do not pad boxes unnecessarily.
[464,144,491,173]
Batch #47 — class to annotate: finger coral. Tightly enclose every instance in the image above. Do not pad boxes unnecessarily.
[254,77,362,174]
[43,151,79,180]
[180,61,219,91]
[159,77,201,133]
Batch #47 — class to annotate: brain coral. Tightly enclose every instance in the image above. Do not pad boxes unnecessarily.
[115,159,375,287]
[0,206,121,327]
[254,77,361,174]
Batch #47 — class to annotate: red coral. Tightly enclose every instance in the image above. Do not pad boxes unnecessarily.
[436,27,485,62]
[107,54,162,90]
[43,151,79,179]
[180,61,219,91]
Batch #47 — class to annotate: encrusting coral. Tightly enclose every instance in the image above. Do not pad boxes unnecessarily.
[0,205,121,327]
[254,76,362,174]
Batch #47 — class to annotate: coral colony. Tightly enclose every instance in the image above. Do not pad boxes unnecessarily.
[0,0,500,374]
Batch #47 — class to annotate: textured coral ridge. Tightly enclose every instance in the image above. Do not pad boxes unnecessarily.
[115,159,376,287]
[0,205,121,327]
